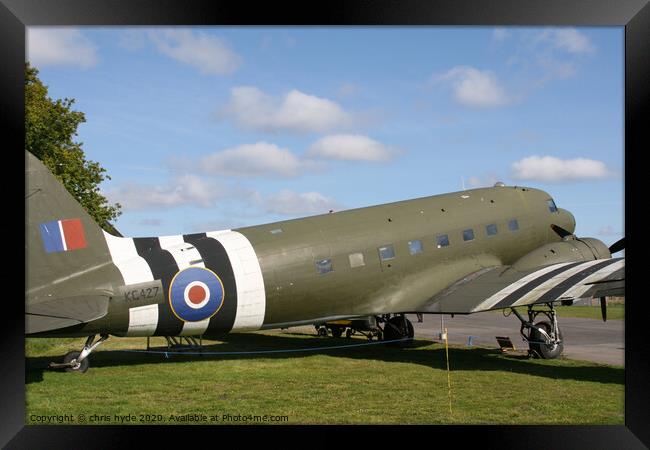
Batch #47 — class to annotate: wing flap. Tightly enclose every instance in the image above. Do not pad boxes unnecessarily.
[417,258,624,314]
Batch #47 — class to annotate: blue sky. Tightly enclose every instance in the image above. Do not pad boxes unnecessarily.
[27,26,624,248]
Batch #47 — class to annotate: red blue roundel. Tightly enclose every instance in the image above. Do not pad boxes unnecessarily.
[169,267,225,322]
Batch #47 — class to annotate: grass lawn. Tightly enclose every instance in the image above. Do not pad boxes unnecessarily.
[25,331,624,425]
[497,304,624,321]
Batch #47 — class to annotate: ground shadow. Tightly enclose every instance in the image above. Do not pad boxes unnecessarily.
[26,332,624,386]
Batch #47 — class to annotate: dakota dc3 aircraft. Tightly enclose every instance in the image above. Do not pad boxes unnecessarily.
[26,151,625,372]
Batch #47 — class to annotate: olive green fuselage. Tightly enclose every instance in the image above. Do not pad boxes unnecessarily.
[31,183,573,337]
[239,185,566,327]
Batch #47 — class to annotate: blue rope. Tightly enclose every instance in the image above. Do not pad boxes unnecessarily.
[118,337,413,357]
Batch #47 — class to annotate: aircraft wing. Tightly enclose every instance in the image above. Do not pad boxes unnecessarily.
[26,293,111,334]
[417,257,624,314]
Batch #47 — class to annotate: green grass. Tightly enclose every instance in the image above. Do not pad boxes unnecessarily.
[26,331,623,425]
[554,304,624,320]
[495,304,624,321]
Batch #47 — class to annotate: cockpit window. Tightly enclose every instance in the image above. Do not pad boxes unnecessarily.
[547,199,558,213]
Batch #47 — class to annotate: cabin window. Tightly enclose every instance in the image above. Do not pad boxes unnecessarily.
[436,234,450,248]
[378,245,395,261]
[508,219,519,231]
[486,224,498,236]
[349,252,365,268]
[315,258,332,274]
[463,229,475,241]
[547,199,558,213]
[408,240,423,255]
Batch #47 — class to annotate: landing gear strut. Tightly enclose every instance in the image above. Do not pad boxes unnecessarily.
[378,314,414,346]
[49,334,109,373]
[511,304,563,359]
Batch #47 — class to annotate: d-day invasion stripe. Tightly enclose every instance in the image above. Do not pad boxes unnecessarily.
[206,230,266,331]
[509,259,612,307]
[103,231,157,336]
[489,261,586,310]
[531,259,622,305]
[183,232,238,337]
[158,235,211,336]
[471,262,576,312]
[560,259,624,300]
[133,237,184,336]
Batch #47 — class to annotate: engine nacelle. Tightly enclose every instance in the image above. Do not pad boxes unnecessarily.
[513,237,611,271]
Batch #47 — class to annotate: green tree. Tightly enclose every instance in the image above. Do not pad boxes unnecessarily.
[25,63,122,235]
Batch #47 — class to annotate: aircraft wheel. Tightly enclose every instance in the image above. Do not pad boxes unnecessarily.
[383,316,414,346]
[528,321,563,359]
[331,327,343,338]
[62,351,89,373]
[317,327,328,337]
[345,328,353,339]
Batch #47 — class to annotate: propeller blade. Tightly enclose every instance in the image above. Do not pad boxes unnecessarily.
[609,237,625,254]
[551,224,573,239]
[600,297,607,322]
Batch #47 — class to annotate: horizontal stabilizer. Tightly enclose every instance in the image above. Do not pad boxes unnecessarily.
[26,294,110,334]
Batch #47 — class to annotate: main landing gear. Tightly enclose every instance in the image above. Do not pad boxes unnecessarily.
[49,334,109,373]
[377,314,414,346]
[510,304,563,359]
[315,314,414,346]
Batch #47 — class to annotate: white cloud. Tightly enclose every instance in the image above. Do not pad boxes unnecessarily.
[307,134,394,162]
[218,86,353,133]
[467,174,501,188]
[534,28,595,54]
[536,56,577,81]
[432,66,510,107]
[511,156,614,182]
[263,190,343,216]
[27,28,98,68]
[148,29,241,75]
[106,174,222,210]
[199,142,321,178]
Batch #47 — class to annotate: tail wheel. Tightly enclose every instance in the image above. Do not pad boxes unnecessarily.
[62,351,89,373]
[528,321,563,359]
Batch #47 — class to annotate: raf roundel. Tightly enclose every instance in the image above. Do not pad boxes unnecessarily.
[169,267,225,322]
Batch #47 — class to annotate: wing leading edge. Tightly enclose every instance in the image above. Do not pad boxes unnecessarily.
[417,257,624,314]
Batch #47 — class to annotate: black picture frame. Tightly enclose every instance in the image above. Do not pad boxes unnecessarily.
[4,0,647,447]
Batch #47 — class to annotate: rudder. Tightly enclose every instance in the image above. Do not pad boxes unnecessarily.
[26,151,124,331]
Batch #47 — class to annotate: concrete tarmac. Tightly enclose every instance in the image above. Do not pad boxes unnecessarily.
[407,312,624,366]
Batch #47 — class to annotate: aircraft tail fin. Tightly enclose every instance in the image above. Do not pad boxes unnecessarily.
[26,151,123,332]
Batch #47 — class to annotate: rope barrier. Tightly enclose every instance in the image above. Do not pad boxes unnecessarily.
[116,337,413,357]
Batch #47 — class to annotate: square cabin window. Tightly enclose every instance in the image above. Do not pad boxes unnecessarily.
[349,252,365,268]
[508,219,519,231]
[486,224,498,236]
[408,240,423,255]
[436,234,450,248]
[378,244,395,261]
[463,229,475,242]
[315,258,332,274]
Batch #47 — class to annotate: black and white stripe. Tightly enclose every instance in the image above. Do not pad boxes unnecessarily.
[183,233,238,337]
[133,237,185,336]
[472,258,625,312]
[103,229,265,337]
